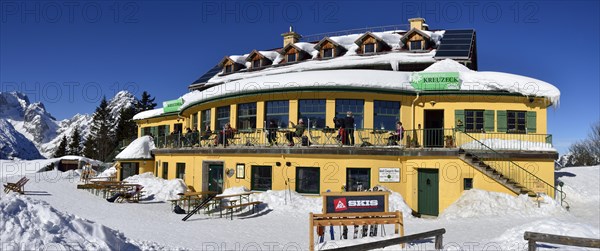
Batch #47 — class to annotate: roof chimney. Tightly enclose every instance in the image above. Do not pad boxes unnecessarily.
[408,18,426,30]
[281,25,301,47]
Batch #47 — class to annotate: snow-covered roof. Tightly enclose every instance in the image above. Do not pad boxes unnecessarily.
[134,58,559,121]
[176,59,559,112]
[132,108,165,120]
[115,136,155,160]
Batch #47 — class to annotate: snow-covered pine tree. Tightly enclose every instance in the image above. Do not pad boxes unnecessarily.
[67,127,81,156]
[53,135,68,158]
[83,97,116,161]
[136,91,157,112]
[116,106,138,144]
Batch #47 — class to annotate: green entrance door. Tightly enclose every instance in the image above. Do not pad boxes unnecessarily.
[418,169,439,216]
[208,164,223,193]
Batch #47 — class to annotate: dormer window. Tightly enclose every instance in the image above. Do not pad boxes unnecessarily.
[364,43,375,54]
[225,65,233,73]
[252,59,261,68]
[287,53,296,62]
[323,48,334,58]
[410,41,422,50]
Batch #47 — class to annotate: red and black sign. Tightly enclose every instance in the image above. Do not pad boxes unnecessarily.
[325,194,386,213]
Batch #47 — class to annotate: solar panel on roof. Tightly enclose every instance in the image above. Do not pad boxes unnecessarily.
[444,29,474,34]
[435,50,470,58]
[442,34,473,39]
[192,64,222,84]
[435,29,474,59]
[440,39,472,45]
[438,44,471,51]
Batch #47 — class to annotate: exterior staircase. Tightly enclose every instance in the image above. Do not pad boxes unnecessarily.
[456,131,568,208]
[458,149,535,196]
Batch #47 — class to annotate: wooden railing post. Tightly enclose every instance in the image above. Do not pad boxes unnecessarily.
[528,239,536,251]
[435,234,443,250]
[309,212,314,251]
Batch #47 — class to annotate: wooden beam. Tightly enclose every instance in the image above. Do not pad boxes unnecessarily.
[325,228,446,251]
[524,231,600,251]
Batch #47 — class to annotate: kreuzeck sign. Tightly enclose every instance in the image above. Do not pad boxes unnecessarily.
[410,72,461,91]
[163,98,184,113]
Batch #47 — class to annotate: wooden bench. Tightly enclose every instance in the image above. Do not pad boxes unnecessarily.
[222,201,262,220]
[115,190,145,203]
[4,177,29,194]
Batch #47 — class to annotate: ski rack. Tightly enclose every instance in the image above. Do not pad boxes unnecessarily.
[182,193,217,221]
[309,211,404,251]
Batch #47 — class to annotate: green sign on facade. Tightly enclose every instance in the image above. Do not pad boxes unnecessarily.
[411,72,461,91]
[163,98,184,113]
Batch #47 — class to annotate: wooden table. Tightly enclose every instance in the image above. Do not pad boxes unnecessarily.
[215,192,254,218]
[177,191,217,212]
[371,129,391,146]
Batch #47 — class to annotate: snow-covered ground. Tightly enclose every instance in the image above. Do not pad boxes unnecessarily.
[1,161,598,250]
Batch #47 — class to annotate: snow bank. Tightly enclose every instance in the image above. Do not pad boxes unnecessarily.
[0,193,172,250]
[461,139,556,151]
[123,173,187,201]
[439,189,565,220]
[423,58,472,72]
[557,166,600,203]
[251,190,322,213]
[491,219,600,250]
[373,185,414,217]
[115,136,155,160]
[97,166,117,178]
[220,186,249,196]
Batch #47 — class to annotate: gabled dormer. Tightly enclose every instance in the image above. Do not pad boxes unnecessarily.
[314,37,347,59]
[280,43,311,64]
[400,17,434,51]
[400,28,433,51]
[246,50,279,70]
[218,56,246,74]
[354,32,392,54]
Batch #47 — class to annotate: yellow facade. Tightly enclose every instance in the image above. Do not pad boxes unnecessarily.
[126,90,556,215]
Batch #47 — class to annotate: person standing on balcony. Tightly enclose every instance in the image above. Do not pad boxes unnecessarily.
[334,117,345,144]
[286,119,305,146]
[215,123,236,146]
[344,111,355,146]
[267,119,278,146]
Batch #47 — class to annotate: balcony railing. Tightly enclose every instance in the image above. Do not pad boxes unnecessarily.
[151,128,553,151]
[454,131,554,151]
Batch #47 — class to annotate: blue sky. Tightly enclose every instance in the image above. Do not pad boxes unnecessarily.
[1,0,598,154]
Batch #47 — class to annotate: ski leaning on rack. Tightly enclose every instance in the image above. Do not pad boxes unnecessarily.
[182,193,217,221]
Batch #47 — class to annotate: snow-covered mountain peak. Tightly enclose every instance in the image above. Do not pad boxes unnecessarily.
[0,90,138,159]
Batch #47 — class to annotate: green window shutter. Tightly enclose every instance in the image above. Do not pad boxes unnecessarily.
[484,110,495,132]
[455,110,465,131]
[527,111,537,133]
[497,111,507,132]
[150,126,158,137]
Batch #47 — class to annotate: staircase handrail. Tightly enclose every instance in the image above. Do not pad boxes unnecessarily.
[457,130,563,198]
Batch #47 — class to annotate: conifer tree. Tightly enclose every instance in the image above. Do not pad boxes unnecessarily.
[53,135,68,158]
[136,91,157,112]
[116,106,138,143]
[67,128,81,155]
[83,96,115,161]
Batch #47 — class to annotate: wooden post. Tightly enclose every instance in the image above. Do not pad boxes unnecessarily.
[528,239,536,251]
[435,234,443,250]
[309,212,314,251]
